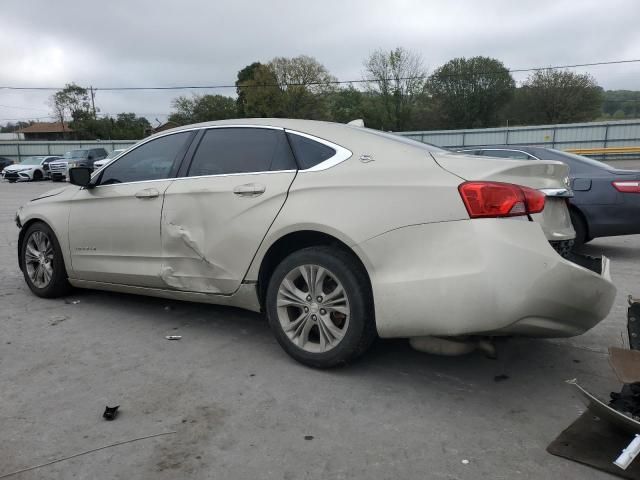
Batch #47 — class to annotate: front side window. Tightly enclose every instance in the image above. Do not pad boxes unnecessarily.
[287,133,336,170]
[187,128,296,177]
[99,132,192,185]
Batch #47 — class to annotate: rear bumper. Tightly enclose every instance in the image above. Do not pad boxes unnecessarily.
[355,218,616,339]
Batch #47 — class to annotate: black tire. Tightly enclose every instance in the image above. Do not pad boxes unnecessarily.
[32,170,43,181]
[265,246,376,368]
[20,222,72,298]
[570,209,589,248]
[8,179,16,183]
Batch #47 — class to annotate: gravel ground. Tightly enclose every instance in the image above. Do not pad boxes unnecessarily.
[1,179,639,479]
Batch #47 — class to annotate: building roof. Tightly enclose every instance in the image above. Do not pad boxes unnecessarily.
[17,122,72,133]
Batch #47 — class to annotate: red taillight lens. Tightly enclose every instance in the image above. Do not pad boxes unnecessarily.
[458,181,546,218]
[612,180,640,193]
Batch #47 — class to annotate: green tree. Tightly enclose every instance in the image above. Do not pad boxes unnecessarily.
[510,69,602,124]
[326,86,366,124]
[168,94,237,125]
[238,63,285,117]
[48,83,92,136]
[363,47,427,131]
[427,56,515,129]
[268,55,337,119]
[236,62,263,117]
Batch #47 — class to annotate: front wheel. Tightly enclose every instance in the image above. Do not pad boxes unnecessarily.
[20,222,71,298]
[265,246,376,368]
[32,170,43,181]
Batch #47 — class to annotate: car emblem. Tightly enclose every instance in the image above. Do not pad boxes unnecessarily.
[360,154,374,163]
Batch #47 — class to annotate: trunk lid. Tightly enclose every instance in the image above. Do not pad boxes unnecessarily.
[432,151,575,241]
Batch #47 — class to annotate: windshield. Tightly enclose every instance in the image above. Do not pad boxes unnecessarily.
[63,150,88,159]
[20,156,44,165]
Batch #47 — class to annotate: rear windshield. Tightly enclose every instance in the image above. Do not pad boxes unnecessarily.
[537,148,612,171]
[355,128,447,153]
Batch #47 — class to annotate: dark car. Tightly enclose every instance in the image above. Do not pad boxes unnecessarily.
[458,146,640,245]
[49,148,108,181]
[0,156,14,171]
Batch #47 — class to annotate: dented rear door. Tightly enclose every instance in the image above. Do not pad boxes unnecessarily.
[160,127,297,294]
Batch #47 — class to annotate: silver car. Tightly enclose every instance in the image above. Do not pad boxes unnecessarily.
[15,119,616,367]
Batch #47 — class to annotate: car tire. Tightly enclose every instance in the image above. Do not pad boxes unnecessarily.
[32,170,43,181]
[265,246,376,368]
[8,179,16,183]
[20,222,72,298]
[570,209,589,248]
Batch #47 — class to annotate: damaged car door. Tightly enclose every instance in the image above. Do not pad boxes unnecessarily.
[160,126,297,294]
[68,131,195,287]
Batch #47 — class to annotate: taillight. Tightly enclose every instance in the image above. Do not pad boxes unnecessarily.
[612,180,640,193]
[458,181,546,218]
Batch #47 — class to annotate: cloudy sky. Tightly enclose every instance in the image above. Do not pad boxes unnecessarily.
[1,0,639,125]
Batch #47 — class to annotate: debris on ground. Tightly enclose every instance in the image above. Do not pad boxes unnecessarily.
[103,405,119,421]
[49,316,67,326]
[165,335,182,341]
[304,435,314,441]
[494,374,509,382]
[461,459,470,465]
[64,299,80,305]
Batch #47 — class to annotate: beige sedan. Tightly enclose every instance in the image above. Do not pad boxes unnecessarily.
[15,119,616,367]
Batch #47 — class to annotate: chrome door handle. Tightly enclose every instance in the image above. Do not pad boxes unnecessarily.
[233,183,266,197]
[135,188,159,199]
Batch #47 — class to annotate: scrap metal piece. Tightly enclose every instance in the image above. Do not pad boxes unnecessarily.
[165,335,182,341]
[568,379,640,434]
[614,435,640,470]
[102,405,119,421]
[628,296,640,350]
[610,347,640,384]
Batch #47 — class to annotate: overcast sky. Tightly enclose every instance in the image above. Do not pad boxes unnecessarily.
[1,0,639,125]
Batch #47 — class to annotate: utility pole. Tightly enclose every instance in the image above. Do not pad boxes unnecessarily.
[90,86,96,119]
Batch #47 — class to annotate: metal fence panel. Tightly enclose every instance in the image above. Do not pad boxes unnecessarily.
[0,140,137,162]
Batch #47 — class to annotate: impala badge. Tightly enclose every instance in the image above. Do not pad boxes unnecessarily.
[360,154,374,163]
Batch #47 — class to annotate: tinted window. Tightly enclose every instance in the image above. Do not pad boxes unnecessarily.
[481,149,531,160]
[531,148,610,174]
[99,132,192,185]
[188,128,296,176]
[287,133,336,169]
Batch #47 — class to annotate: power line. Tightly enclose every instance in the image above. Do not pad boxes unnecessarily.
[0,58,639,92]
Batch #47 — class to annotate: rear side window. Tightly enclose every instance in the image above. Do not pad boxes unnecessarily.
[287,133,336,170]
[187,128,296,176]
[99,131,192,185]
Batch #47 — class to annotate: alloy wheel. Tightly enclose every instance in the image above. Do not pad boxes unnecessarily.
[276,264,350,353]
[24,230,54,288]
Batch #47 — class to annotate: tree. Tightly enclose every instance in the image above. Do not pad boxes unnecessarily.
[168,94,237,125]
[268,55,337,119]
[363,47,427,131]
[326,86,366,124]
[69,113,150,140]
[239,64,285,117]
[427,57,515,129]
[48,83,92,136]
[511,69,602,124]
[236,62,263,117]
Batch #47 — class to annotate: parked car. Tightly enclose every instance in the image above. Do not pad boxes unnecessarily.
[15,119,615,368]
[92,148,127,170]
[458,146,640,245]
[0,156,14,171]
[49,148,108,182]
[2,156,61,182]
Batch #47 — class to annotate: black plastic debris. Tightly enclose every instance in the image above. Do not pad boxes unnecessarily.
[103,405,119,421]
[304,435,314,441]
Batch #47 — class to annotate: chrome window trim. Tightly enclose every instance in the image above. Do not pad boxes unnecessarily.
[285,129,353,171]
[89,124,352,188]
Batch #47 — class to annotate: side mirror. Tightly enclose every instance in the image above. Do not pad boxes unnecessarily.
[69,167,93,188]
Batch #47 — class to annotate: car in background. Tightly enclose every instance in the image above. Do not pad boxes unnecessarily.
[14,119,615,368]
[2,156,61,182]
[92,148,127,170]
[0,156,14,171]
[458,146,640,246]
[49,148,108,182]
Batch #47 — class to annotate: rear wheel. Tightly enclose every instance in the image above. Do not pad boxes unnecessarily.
[266,246,376,368]
[20,222,71,298]
[570,209,589,248]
